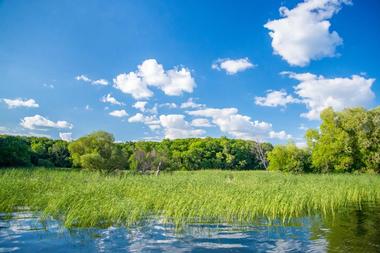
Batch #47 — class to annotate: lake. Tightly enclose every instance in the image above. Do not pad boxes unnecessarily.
[1,206,379,253]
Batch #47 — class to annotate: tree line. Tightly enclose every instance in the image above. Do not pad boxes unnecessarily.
[1,106,379,173]
[0,132,272,172]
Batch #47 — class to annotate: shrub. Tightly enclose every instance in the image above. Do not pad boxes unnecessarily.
[267,143,311,173]
[37,159,54,168]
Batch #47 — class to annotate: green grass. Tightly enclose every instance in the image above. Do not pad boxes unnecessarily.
[1,168,379,228]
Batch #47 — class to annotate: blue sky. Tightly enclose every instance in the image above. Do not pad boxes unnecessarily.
[1,0,379,145]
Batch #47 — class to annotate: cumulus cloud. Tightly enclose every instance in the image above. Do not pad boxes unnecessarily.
[159,114,205,139]
[113,59,195,99]
[191,118,213,128]
[264,0,351,66]
[180,98,205,109]
[128,113,161,130]
[128,113,159,124]
[101,94,124,106]
[269,130,292,140]
[109,109,128,118]
[284,72,376,120]
[212,58,255,75]
[188,107,272,139]
[133,101,148,112]
[20,115,73,130]
[76,75,108,86]
[255,90,299,107]
[133,101,158,114]
[92,79,108,85]
[113,72,153,100]
[59,132,73,141]
[2,98,39,108]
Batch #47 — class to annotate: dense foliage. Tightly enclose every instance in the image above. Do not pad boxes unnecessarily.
[306,107,380,173]
[267,143,311,173]
[0,106,378,173]
[0,133,272,172]
[267,106,380,173]
[0,135,71,167]
[0,135,31,167]
[68,131,129,172]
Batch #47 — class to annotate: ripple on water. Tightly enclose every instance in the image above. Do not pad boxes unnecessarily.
[1,208,380,252]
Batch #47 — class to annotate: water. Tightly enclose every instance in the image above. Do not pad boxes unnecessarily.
[1,207,379,253]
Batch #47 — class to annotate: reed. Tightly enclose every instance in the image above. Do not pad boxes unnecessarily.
[1,168,379,228]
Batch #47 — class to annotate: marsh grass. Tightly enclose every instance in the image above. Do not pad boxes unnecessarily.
[0,168,379,228]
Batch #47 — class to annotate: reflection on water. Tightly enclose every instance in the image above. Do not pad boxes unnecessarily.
[0,206,379,252]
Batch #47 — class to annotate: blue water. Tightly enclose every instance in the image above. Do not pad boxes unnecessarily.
[1,209,379,252]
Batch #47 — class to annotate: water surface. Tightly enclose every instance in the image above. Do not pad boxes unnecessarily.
[1,207,379,252]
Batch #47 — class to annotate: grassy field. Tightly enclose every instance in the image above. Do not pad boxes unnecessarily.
[1,168,380,228]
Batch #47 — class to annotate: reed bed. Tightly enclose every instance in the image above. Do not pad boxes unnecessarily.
[0,168,379,228]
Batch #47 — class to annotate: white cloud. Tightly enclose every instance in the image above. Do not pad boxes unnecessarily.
[255,90,299,107]
[85,105,92,111]
[20,115,73,130]
[180,98,205,109]
[191,118,213,128]
[269,130,292,140]
[128,113,160,124]
[76,75,109,86]
[284,72,376,120]
[109,109,128,118]
[128,113,161,131]
[75,74,91,82]
[113,72,153,100]
[0,126,51,138]
[148,124,161,131]
[188,107,272,139]
[163,68,195,95]
[59,132,73,141]
[159,102,177,109]
[132,101,158,114]
[159,114,205,139]
[264,0,350,66]
[101,94,125,106]
[92,79,108,86]
[2,98,39,108]
[128,113,145,123]
[113,59,195,99]
[133,101,148,112]
[212,58,255,75]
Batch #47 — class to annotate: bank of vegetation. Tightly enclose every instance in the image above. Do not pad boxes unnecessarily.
[1,169,379,228]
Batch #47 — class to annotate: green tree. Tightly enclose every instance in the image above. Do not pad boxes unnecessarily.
[267,143,311,173]
[68,131,128,172]
[48,140,72,167]
[306,108,353,173]
[306,107,380,173]
[0,135,31,167]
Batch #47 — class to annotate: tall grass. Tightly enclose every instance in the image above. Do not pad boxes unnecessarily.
[1,168,379,228]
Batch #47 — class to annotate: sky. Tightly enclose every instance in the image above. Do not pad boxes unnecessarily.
[0,0,379,145]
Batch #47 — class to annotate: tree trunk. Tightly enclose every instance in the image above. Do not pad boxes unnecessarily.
[155,161,162,176]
